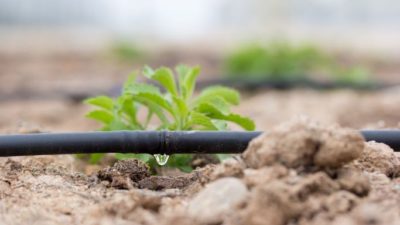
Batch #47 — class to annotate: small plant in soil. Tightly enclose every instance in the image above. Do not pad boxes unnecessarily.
[84,65,255,172]
[224,41,371,84]
[109,41,144,63]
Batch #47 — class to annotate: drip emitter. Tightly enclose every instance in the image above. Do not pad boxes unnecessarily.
[0,130,398,156]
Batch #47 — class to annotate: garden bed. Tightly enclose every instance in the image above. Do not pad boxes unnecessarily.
[1,46,400,225]
[1,119,399,225]
[1,88,400,133]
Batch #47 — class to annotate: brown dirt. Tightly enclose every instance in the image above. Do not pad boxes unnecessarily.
[97,159,151,189]
[1,88,399,133]
[0,119,399,224]
[1,48,400,132]
[242,118,364,169]
[236,88,400,131]
[1,48,400,224]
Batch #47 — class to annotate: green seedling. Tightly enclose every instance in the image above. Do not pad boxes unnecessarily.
[224,41,327,81]
[224,41,371,84]
[84,65,255,172]
[331,66,371,84]
[110,41,144,62]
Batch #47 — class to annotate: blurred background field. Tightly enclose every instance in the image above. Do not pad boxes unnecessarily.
[0,0,399,132]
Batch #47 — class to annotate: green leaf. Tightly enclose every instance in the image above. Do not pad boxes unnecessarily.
[171,96,189,130]
[212,120,228,130]
[194,86,240,106]
[177,165,193,173]
[209,97,231,115]
[84,96,114,111]
[107,120,130,130]
[86,110,114,124]
[135,92,174,115]
[144,109,153,129]
[142,65,155,77]
[196,102,254,130]
[216,154,232,161]
[176,64,191,78]
[166,154,193,172]
[177,65,200,100]
[210,113,255,131]
[123,71,138,90]
[172,96,188,118]
[195,98,230,116]
[176,65,190,98]
[135,154,152,162]
[124,83,160,95]
[115,153,152,162]
[144,67,178,96]
[89,153,106,164]
[187,111,218,130]
[133,96,170,125]
[118,96,140,126]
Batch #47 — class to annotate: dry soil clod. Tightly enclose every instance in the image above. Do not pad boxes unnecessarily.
[97,159,151,189]
[243,119,364,170]
[352,141,400,178]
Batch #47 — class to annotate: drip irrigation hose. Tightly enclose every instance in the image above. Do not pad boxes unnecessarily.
[0,130,398,156]
[1,79,397,103]
[196,78,395,91]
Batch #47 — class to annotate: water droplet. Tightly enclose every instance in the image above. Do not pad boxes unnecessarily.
[154,154,169,166]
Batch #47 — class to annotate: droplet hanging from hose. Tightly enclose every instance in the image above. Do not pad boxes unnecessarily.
[154,154,169,165]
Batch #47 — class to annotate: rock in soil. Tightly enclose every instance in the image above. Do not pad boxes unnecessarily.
[138,173,199,191]
[352,141,400,178]
[336,167,370,197]
[97,159,150,189]
[243,118,364,170]
[187,177,248,224]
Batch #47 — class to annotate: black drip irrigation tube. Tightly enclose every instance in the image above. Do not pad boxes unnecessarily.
[0,130,399,156]
[196,78,397,91]
[1,78,397,103]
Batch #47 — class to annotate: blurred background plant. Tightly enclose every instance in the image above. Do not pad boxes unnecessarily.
[223,41,371,84]
[330,65,371,84]
[108,41,145,63]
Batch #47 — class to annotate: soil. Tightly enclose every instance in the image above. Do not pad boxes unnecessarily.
[0,119,399,224]
[235,88,400,131]
[1,88,400,134]
[1,46,400,224]
[1,48,400,133]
